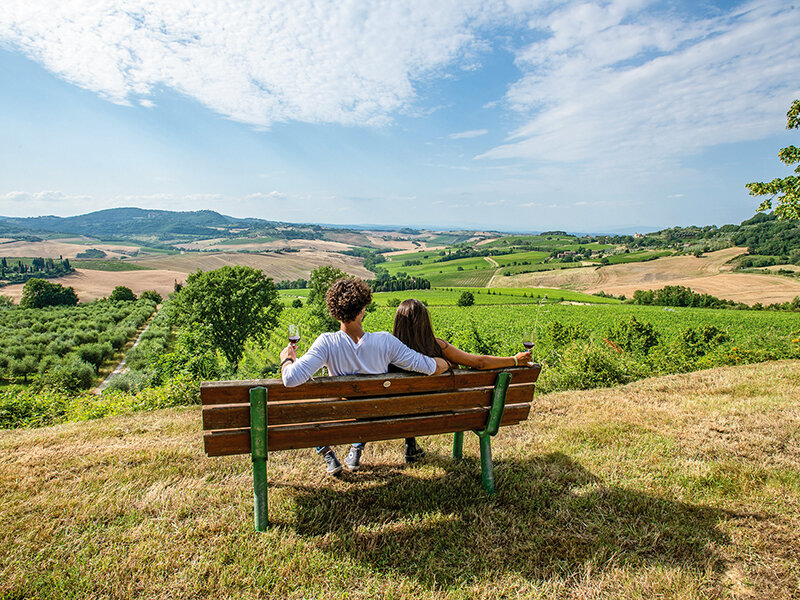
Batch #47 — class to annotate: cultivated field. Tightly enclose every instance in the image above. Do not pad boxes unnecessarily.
[177,238,357,253]
[495,248,800,304]
[127,251,371,279]
[1,361,797,599]
[0,238,141,259]
[0,268,187,303]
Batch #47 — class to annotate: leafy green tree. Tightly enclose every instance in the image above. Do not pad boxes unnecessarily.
[140,290,163,304]
[20,278,79,308]
[10,356,37,383]
[174,266,282,371]
[457,291,475,307]
[307,265,347,332]
[109,286,137,302]
[746,99,800,220]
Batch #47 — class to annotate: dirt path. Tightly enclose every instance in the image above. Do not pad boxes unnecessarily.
[95,312,155,394]
[484,256,500,287]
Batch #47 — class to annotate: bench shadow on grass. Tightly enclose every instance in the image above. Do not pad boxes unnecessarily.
[275,452,732,588]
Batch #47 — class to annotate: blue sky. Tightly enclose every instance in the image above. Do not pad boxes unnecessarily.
[1,0,798,233]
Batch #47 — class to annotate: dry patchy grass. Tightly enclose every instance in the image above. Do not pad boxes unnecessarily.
[1,361,799,599]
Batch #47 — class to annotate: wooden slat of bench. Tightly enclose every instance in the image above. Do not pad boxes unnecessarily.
[202,383,536,430]
[200,366,541,405]
[203,402,532,455]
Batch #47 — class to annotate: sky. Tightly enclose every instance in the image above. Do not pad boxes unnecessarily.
[1,0,799,234]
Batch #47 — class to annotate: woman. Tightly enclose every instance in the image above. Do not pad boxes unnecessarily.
[392,298,534,462]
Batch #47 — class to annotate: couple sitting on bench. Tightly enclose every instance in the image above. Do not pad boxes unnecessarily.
[279,277,535,475]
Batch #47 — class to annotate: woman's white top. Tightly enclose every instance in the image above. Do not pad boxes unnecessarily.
[281,330,437,387]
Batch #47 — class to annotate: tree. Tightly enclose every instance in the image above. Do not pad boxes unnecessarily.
[746,99,800,220]
[174,266,282,371]
[307,265,347,332]
[140,290,163,304]
[109,285,137,302]
[457,291,475,307]
[20,278,79,308]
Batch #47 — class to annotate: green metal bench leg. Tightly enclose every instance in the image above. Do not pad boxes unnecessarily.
[474,371,510,495]
[478,433,495,494]
[250,386,268,531]
[453,431,464,460]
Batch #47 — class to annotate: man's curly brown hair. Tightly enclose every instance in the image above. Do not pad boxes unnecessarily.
[326,277,372,323]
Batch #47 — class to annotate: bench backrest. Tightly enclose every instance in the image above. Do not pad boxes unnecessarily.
[201,366,541,457]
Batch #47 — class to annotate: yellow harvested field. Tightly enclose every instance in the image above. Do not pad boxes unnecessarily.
[128,251,371,279]
[0,269,187,303]
[0,251,371,303]
[765,264,800,272]
[493,247,800,305]
[176,239,356,252]
[0,239,139,259]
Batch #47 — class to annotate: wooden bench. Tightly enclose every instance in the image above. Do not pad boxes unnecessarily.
[201,365,541,530]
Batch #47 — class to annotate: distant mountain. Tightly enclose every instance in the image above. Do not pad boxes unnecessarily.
[0,208,270,238]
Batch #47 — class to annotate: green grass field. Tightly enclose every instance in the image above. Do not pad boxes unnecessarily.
[278,287,619,308]
[2,360,798,598]
[218,236,280,245]
[598,250,674,265]
[71,260,153,271]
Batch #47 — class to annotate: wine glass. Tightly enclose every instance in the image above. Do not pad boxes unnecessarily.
[521,330,535,351]
[288,324,301,346]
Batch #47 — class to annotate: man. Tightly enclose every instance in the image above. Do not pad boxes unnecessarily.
[280,277,449,474]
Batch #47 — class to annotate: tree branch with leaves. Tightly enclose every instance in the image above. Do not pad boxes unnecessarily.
[746,99,800,220]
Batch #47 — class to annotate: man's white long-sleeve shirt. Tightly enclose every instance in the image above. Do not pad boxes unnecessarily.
[281,330,437,387]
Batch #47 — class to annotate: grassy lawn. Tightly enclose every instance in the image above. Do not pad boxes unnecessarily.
[1,361,798,599]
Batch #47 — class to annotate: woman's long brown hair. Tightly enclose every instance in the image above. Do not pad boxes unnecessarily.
[392,299,443,358]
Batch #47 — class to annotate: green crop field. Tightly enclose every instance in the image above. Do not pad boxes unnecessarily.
[251,302,800,396]
[218,236,280,245]
[371,287,618,306]
[598,250,674,265]
[492,250,550,266]
[71,260,153,271]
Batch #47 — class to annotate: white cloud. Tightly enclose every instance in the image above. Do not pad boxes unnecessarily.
[0,0,515,127]
[448,128,489,139]
[480,1,800,169]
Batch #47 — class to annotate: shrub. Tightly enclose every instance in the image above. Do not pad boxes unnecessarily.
[605,316,660,354]
[139,290,163,304]
[291,298,303,308]
[547,343,633,391]
[76,342,114,368]
[679,325,730,358]
[36,356,96,391]
[109,286,137,302]
[547,321,590,347]
[105,370,153,393]
[386,297,402,308]
[457,291,475,307]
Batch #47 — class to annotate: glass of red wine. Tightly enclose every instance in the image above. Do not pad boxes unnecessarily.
[521,330,535,352]
[288,324,301,346]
